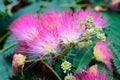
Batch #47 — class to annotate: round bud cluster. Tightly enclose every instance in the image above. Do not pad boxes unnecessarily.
[64,73,76,80]
[96,33,106,41]
[61,61,72,73]
[83,16,106,41]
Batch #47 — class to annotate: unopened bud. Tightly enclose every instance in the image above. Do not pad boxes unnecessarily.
[61,61,72,73]
[12,54,26,74]
[64,73,76,80]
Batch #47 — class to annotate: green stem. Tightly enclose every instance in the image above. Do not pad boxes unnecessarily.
[25,56,56,63]
[0,31,10,43]
[0,42,17,53]
[41,61,62,80]
[67,53,76,56]
[21,64,24,77]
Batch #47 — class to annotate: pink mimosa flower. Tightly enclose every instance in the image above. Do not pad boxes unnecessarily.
[27,12,61,56]
[29,23,60,56]
[94,41,113,69]
[39,11,61,29]
[111,0,120,10]
[58,11,84,44]
[75,65,108,80]
[78,9,107,28]
[9,14,40,42]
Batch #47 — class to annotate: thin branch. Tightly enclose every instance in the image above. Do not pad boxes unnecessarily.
[41,61,62,80]
[0,42,17,53]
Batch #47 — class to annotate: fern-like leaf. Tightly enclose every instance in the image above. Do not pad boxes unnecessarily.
[104,12,120,74]
[0,55,13,80]
[0,35,18,57]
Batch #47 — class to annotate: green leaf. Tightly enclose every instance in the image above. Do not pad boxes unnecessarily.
[0,0,6,13]
[54,60,65,79]
[73,46,93,72]
[8,0,17,3]
[0,55,13,80]
[10,1,43,21]
[42,0,77,12]
[90,0,110,6]
[28,0,36,3]
[104,12,120,74]
[0,17,11,30]
[0,35,18,57]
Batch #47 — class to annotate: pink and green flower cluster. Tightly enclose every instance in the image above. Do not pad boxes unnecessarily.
[9,9,113,80]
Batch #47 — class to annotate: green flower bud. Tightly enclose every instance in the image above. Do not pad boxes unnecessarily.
[85,28,94,36]
[87,16,93,23]
[94,27,103,34]
[78,42,85,48]
[64,73,76,80]
[96,33,106,41]
[87,40,93,45]
[61,61,72,73]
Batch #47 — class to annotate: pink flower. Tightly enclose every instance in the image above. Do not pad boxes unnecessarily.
[75,65,108,80]
[39,11,61,29]
[111,0,120,10]
[58,11,84,44]
[94,41,113,69]
[78,9,107,28]
[9,14,40,42]
[29,12,60,55]
[9,10,107,56]
[29,29,60,56]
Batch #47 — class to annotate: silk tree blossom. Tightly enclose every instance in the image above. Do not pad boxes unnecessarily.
[78,9,107,28]
[29,26,60,56]
[28,12,60,55]
[94,41,113,70]
[9,14,40,42]
[58,11,85,44]
[61,61,72,73]
[111,0,120,10]
[9,10,107,56]
[39,11,61,30]
[75,65,108,80]
[64,73,76,80]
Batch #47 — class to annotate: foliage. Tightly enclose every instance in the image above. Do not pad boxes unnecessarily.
[0,0,6,13]
[104,12,120,75]
[0,35,18,57]
[0,56,13,80]
[73,46,93,72]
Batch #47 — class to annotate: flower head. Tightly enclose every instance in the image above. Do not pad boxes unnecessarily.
[75,65,108,80]
[111,0,120,10]
[94,41,113,69]
[9,14,40,42]
[58,11,84,44]
[39,11,61,29]
[29,16,60,56]
[78,9,107,28]
[9,10,108,57]
[64,73,76,80]
[61,61,72,73]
